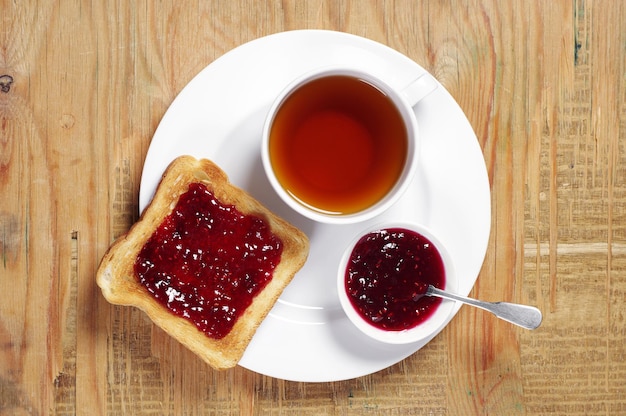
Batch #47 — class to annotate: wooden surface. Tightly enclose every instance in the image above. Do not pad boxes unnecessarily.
[1,0,625,414]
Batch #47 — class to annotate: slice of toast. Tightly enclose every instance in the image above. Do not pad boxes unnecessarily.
[96,156,309,369]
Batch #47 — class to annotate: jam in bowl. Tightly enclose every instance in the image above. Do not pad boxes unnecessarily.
[337,222,457,344]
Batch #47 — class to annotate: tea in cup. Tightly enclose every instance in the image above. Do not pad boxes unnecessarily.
[262,67,436,224]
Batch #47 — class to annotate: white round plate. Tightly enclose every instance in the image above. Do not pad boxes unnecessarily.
[139,30,491,382]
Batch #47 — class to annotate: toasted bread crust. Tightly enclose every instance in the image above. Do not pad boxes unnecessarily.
[97,156,309,369]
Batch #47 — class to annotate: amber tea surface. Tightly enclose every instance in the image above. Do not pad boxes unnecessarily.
[268,75,408,215]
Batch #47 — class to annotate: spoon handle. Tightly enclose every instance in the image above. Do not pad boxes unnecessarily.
[426,285,543,330]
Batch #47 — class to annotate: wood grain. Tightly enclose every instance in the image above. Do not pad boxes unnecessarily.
[1,0,625,414]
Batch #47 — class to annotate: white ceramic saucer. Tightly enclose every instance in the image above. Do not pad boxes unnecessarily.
[139,30,491,382]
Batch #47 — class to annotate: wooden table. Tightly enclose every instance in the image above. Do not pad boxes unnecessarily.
[2,1,625,414]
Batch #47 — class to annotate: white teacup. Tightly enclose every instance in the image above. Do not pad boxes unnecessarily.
[261,66,437,224]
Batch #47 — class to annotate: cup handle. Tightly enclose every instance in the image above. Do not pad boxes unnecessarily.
[400,72,438,107]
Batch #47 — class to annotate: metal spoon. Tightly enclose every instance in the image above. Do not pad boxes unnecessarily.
[425,285,543,330]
